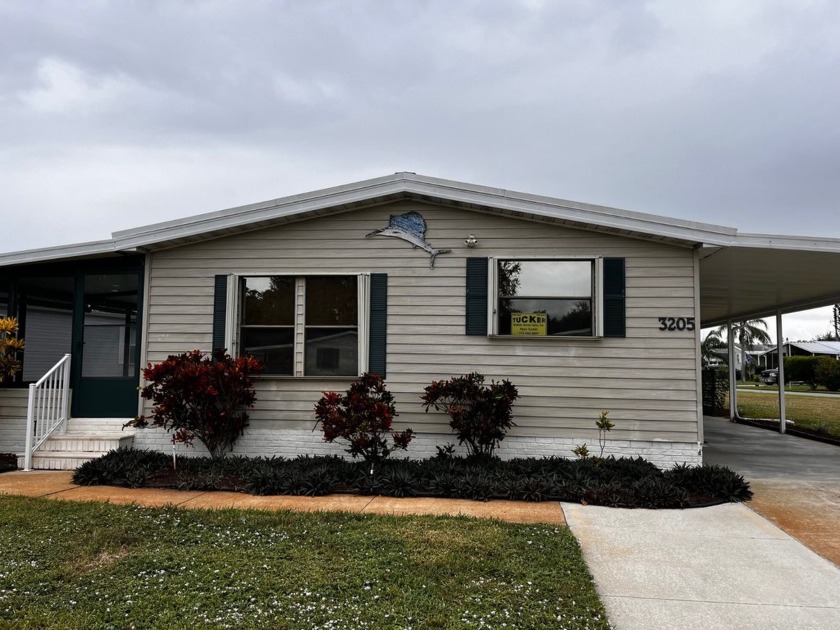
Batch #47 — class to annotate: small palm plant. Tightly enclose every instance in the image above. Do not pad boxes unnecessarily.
[0,317,25,384]
[596,410,615,458]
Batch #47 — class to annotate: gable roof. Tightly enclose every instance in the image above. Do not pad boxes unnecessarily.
[0,172,737,266]
[3,172,840,327]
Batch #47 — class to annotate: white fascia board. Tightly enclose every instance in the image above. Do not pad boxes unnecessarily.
[728,232,840,253]
[111,172,740,250]
[112,176,411,249]
[399,177,738,245]
[0,239,118,267]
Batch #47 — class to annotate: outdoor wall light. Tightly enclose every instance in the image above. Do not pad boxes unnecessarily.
[465,234,478,248]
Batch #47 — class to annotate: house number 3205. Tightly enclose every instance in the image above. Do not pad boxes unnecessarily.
[658,317,695,332]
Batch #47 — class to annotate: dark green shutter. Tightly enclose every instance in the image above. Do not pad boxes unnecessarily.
[465,258,489,336]
[603,258,626,338]
[212,275,228,352]
[368,273,388,377]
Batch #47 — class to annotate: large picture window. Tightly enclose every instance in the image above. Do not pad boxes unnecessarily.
[496,259,594,337]
[240,275,360,376]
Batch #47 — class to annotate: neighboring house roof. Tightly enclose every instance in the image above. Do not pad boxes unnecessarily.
[763,341,840,356]
[3,172,840,326]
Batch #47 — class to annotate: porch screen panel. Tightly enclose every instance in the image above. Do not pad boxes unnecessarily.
[81,274,139,378]
[19,276,74,381]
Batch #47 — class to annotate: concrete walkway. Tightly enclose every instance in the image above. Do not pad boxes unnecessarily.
[564,502,840,629]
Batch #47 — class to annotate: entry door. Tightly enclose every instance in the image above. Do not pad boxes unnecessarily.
[73,272,141,417]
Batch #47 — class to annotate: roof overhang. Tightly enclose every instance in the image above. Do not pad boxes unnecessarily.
[699,235,840,327]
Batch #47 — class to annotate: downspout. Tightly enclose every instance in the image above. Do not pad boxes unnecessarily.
[693,247,703,457]
[776,312,786,434]
[727,320,737,421]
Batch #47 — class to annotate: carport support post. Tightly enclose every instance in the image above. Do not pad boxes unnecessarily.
[776,311,786,434]
[728,320,737,420]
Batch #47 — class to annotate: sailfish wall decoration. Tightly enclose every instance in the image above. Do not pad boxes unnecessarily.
[366,211,451,268]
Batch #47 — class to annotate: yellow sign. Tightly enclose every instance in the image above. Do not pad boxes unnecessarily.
[511,312,547,336]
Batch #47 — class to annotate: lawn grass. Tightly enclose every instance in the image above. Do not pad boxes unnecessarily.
[737,383,840,395]
[0,496,608,629]
[728,391,840,438]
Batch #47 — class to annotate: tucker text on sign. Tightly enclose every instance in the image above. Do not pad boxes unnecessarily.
[511,312,547,336]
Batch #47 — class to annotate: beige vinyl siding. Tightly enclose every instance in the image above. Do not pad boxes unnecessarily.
[0,389,29,452]
[144,201,700,444]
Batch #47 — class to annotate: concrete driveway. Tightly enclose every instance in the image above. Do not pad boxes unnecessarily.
[704,415,840,566]
[562,419,840,629]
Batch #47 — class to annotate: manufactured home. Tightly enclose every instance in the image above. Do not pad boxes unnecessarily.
[3,173,840,469]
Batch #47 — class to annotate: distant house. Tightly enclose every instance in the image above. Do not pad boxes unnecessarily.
[761,341,840,369]
[711,344,774,372]
[3,173,840,469]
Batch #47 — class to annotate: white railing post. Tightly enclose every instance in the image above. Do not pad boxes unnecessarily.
[24,383,36,471]
[23,354,72,471]
[60,355,70,432]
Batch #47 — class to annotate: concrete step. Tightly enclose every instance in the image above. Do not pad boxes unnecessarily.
[38,434,134,453]
[17,451,106,470]
[65,418,134,433]
[21,417,137,470]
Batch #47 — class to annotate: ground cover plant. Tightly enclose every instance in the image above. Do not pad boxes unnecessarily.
[75,449,752,508]
[0,453,16,473]
[0,495,609,629]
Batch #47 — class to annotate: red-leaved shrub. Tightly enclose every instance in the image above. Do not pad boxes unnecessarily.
[421,372,518,458]
[126,349,263,458]
[314,373,414,465]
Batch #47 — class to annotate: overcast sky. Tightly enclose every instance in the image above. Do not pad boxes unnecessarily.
[1,1,839,340]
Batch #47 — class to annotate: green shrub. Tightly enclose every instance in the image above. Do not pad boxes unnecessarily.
[784,356,822,388]
[816,358,840,391]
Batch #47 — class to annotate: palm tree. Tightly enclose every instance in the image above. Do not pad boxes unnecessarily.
[701,328,726,366]
[716,319,771,382]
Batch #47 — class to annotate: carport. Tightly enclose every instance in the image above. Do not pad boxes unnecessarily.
[700,233,840,431]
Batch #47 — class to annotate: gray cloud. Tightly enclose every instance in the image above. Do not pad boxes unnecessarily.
[1,0,838,336]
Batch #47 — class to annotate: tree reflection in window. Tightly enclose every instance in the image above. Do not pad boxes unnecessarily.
[497,260,593,336]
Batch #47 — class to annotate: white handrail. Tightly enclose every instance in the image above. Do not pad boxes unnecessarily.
[23,354,71,471]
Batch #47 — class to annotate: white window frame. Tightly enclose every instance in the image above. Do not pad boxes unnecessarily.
[488,256,604,338]
[229,272,370,377]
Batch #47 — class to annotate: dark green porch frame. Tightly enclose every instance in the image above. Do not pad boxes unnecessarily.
[0,255,144,418]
